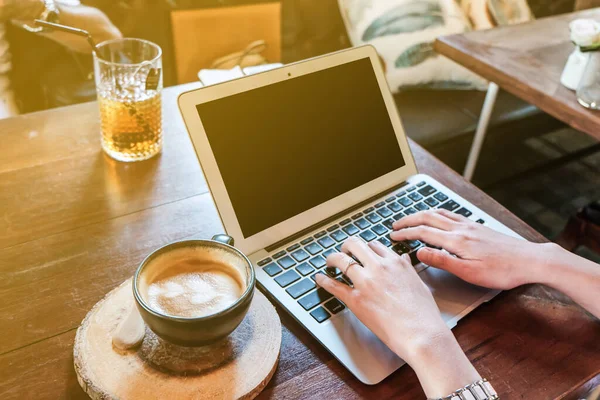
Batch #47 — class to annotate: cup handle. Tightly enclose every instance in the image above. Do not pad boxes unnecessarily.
[212,234,234,246]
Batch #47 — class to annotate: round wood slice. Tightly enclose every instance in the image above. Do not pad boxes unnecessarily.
[74,279,281,400]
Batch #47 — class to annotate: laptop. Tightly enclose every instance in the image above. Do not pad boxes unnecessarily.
[178,45,521,384]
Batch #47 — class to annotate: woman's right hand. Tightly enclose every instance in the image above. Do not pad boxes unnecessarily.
[390,209,552,290]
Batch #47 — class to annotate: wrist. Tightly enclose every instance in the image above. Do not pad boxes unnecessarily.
[402,327,481,398]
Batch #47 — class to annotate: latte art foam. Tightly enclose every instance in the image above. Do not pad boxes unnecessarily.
[145,258,245,318]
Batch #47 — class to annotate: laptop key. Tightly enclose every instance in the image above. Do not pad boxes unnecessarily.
[273,250,286,259]
[322,249,336,258]
[406,240,422,250]
[300,237,314,245]
[398,197,412,207]
[331,230,348,242]
[392,243,409,255]
[366,213,382,224]
[440,200,460,211]
[378,236,392,247]
[286,244,300,252]
[263,263,282,277]
[364,207,375,213]
[274,270,300,287]
[257,258,272,266]
[417,181,426,187]
[318,236,336,249]
[296,262,315,276]
[315,231,327,238]
[407,186,417,192]
[385,196,396,203]
[434,192,449,202]
[351,212,363,219]
[375,201,386,208]
[286,279,317,299]
[342,224,359,236]
[335,244,343,252]
[404,207,417,215]
[409,251,421,266]
[476,218,485,224]
[372,224,388,236]
[408,192,423,202]
[425,197,439,207]
[456,207,472,217]
[418,185,436,197]
[324,298,346,314]
[299,288,333,310]
[309,255,326,268]
[393,212,404,221]
[396,190,406,198]
[383,219,394,230]
[305,243,323,255]
[327,224,339,232]
[355,218,370,230]
[310,271,326,281]
[377,207,393,218]
[291,249,310,262]
[415,202,429,211]
[310,306,331,323]
[388,202,402,212]
[340,218,351,226]
[277,256,296,269]
[359,229,377,242]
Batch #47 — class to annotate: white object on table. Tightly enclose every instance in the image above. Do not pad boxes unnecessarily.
[561,48,590,90]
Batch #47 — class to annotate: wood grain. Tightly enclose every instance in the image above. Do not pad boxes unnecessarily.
[74,280,280,400]
[1,84,599,399]
[434,8,600,141]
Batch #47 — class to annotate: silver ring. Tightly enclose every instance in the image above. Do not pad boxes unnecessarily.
[344,258,360,274]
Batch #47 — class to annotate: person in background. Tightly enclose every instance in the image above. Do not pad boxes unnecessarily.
[0,0,121,118]
[317,209,600,399]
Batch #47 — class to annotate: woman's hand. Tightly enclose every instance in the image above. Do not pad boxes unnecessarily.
[40,5,122,53]
[391,209,550,290]
[315,238,481,398]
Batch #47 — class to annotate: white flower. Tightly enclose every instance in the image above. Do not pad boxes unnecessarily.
[570,19,600,47]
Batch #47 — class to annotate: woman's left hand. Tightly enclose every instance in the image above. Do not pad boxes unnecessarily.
[315,238,481,398]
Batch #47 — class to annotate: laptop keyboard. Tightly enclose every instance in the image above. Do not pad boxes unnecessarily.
[257,181,484,324]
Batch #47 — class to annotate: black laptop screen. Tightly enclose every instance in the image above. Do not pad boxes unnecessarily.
[196,57,406,238]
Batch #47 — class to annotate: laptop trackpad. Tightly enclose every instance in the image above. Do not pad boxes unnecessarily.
[419,267,495,327]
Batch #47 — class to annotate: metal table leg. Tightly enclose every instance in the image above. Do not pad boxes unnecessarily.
[463,82,500,181]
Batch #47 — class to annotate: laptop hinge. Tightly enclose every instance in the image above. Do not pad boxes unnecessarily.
[265,181,409,252]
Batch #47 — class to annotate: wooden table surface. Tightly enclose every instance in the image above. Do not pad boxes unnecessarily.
[1,84,599,400]
[435,8,600,141]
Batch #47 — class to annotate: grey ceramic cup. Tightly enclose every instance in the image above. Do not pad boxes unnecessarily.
[132,235,255,346]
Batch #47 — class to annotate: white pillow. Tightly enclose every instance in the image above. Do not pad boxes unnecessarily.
[338,0,488,92]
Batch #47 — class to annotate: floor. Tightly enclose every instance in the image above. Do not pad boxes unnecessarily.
[468,126,600,262]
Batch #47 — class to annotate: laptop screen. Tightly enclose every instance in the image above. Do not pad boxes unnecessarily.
[196,57,405,238]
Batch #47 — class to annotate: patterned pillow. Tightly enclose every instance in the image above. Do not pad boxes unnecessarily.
[339,0,534,92]
[338,0,488,92]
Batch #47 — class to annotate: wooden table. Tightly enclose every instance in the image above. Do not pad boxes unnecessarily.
[1,84,599,400]
[435,8,600,180]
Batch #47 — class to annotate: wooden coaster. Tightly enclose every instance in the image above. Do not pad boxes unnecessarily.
[74,279,281,400]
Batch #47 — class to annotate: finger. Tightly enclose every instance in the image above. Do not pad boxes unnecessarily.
[392,210,456,231]
[390,226,457,251]
[416,247,469,276]
[315,273,353,303]
[326,252,363,282]
[434,209,470,223]
[341,236,379,268]
[368,240,396,259]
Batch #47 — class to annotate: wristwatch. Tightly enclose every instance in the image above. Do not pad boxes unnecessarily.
[429,379,499,400]
[20,0,60,33]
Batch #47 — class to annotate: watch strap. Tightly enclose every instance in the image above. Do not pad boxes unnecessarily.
[429,379,498,400]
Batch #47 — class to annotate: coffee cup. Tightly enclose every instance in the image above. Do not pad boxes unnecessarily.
[132,234,255,346]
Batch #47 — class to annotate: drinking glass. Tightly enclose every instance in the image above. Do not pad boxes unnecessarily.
[94,38,163,162]
[577,51,600,110]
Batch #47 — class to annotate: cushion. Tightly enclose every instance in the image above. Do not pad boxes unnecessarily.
[338,0,488,92]
[462,0,534,30]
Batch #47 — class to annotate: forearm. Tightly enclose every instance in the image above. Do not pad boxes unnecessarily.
[2,0,44,22]
[399,329,481,398]
[537,243,600,319]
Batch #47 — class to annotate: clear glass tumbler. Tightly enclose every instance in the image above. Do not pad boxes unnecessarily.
[93,38,163,162]
[577,51,600,110]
